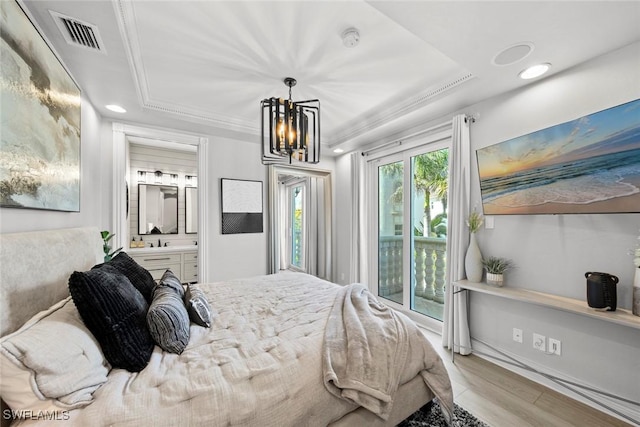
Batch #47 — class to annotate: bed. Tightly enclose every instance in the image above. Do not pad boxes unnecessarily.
[0,227,452,426]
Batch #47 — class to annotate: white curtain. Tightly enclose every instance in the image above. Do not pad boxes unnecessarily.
[307,177,328,279]
[442,115,472,355]
[277,182,287,270]
[350,152,368,284]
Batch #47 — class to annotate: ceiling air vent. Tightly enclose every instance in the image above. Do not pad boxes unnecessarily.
[49,10,106,54]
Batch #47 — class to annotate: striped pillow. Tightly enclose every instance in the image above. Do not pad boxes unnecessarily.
[184,283,213,328]
[146,270,190,354]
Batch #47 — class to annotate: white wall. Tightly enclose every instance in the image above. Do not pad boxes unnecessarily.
[335,154,353,285]
[203,136,268,281]
[203,137,337,282]
[0,98,108,234]
[334,41,640,419]
[467,42,640,420]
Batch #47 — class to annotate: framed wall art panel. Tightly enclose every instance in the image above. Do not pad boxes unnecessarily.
[476,98,640,215]
[221,179,263,234]
[0,0,81,212]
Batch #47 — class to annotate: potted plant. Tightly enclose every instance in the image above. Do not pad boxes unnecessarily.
[482,256,514,287]
[101,230,123,262]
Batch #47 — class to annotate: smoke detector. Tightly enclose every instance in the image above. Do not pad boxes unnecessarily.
[341,28,360,48]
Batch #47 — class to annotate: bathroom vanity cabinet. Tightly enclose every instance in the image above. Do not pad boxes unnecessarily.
[129,247,198,283]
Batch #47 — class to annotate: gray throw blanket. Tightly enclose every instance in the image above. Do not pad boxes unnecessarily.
[323,283,453,423]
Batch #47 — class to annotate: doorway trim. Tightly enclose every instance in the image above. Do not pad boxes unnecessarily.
[112,123,211,282]
[267,164,332,281]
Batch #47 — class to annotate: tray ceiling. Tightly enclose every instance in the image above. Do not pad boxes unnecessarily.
[22,1,640,152]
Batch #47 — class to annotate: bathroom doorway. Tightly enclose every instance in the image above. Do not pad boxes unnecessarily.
[112,123,211,282]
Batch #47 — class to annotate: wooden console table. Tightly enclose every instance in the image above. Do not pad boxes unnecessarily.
[453,279,640,330]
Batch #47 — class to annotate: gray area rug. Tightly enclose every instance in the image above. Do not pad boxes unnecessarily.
[397,400,490,427]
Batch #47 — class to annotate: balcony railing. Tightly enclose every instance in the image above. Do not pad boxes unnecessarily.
[378,236,447,304]
[292,229,302,268]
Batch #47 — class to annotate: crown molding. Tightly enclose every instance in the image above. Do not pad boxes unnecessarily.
[329,72,474,145]
[113,0,258,135]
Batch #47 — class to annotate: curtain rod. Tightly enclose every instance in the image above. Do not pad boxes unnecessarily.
[361,114,477,157]
[361,121,450,156]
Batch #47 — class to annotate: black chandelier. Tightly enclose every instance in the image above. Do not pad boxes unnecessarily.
[261,77,320,164]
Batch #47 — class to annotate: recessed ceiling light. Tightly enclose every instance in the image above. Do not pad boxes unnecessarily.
[519,63,551,80]
[105,104,127,113]
[333,148,345,154]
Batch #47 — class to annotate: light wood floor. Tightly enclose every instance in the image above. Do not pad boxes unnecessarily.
[421,330,634,427]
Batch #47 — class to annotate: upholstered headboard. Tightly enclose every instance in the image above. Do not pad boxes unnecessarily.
[0,227,103,337]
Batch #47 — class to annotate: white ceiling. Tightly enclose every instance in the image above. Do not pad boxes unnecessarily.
[23,1,640,154]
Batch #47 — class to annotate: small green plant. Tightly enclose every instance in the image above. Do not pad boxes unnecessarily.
[466,209,483,234]
[482,256,514,274]
[101,230,123,262]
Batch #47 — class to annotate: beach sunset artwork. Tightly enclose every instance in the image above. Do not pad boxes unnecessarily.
[477,99,640,215]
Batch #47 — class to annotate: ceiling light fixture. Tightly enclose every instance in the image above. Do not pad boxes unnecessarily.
[518,63,551,80]
[105,104,126,113]
[333,148,345,154]
[261,77,320,165]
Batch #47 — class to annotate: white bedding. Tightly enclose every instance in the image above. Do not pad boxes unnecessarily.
[11,272,450,426]
[324,283,452,423]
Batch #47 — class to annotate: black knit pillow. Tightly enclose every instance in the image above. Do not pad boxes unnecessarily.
[68,268,154,372]
[184,283,213,328]
[93,252,155,303]
[147,270,190,354]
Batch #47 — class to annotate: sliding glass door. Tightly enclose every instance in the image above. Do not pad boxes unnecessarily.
[377,157,404,305]
[372,143,450,322]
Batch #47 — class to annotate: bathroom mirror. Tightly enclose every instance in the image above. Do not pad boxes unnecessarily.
[185,187,198,234]
[138,184,179,234]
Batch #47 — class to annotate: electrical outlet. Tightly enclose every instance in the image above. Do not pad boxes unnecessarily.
[549,338,562,356]
[533,333,546,352]
[512,328,523,343]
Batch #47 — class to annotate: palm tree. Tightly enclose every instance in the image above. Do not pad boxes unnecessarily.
[380,153,448,236]
[380,162,404,206]
[413,150,448,236]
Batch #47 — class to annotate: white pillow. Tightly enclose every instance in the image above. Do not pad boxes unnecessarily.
[0,297,110,413]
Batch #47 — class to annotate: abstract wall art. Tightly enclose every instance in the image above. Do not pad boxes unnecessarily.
[1,1,81,212]
[221,178,263,234]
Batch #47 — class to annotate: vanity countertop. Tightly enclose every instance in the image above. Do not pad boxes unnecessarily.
[126,245,197,254]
